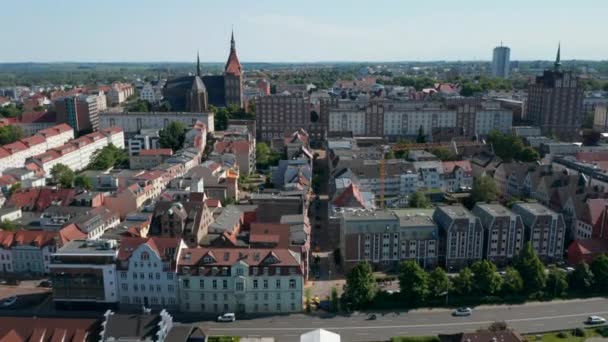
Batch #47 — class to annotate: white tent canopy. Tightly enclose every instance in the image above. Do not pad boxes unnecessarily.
[300,329,341,342]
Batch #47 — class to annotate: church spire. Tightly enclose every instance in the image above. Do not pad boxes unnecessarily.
[196,51,201,77]
[554,42,562,71]
[230,28,235,51]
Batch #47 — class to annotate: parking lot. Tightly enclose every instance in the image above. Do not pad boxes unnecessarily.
[0,279,52,311]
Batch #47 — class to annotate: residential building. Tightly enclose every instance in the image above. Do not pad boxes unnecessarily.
[31,127,125,174]
[107,82,135,106]
[104,183,156,219]
[526,45,585,140]
[140,81,164,104]
[116,237,186,310]
[100,310,173,342]
[177,247,304,313]
[594,103,608,132]
[16,110,57,136]
[511,202,566,262]
[128,129,161,155]
[212,125,256,175]
[130,149,174,169]
[0,317,100,342]
[150,201,213,246]
[255,94,309,142]
[99,111,214,134]
[50,239,119,307]
[188,161,238,200]
[441,161,473,192]
[433,205,484,269]
[491,45,511,78]
[472,203,525,266]
[55,94,100,133]
[494,162,531,199]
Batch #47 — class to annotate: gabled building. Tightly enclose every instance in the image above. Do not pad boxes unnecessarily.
[472,203,525,266]
[433,205,484,269]
[512,202,565,262]
[177,247,303,314]
[441,161,473,192]
[100,309,173,342]
[150,202,213,246]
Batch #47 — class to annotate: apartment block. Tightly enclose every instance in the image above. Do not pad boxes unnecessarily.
[255,94,309,142]
[177,248,304,314]
[472,203,525,266]
[99,111,214,134]
[433,205,484,269]
[55,94,100,133]
[511,202,565,262]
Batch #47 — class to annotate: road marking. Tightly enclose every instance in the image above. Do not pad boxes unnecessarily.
[208,310,608,332]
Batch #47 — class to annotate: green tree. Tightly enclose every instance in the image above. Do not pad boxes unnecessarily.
[591,254,608,293]
[453,267,473,295]
[0,220,18,231]
[0,125,24,145]
[502,267,524,295]
[416,125,426,143]
[428,267,450,298]
[409,191,432,208]
[305,288,312,313]
[472,175,499,203]
[487,130,539,162]
[127,99,151,112]
[0,104,22,118]
[88,144,129,170]
[7,182,21,198]
[384,150,396,159]
[74,175,93,190]
[50,163,74,188]
[256,142,271,168]
[514,242,547,294]
[471,260,503,295]
[159,121,187,151]
[398,260,429,305]
[460,82,483,97]
[344,262,377,309]
[330,287,340,313]
[569,262,594,292]
[546,266,569,297]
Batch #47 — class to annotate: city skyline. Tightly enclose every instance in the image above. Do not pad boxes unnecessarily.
[1,0,607,63]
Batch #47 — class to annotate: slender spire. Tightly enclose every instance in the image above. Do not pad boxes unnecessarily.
[554,42,562,71]
[196,51,201,77]
[230,28,235,51]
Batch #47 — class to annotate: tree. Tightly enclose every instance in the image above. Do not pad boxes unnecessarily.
[344,262,377,309]
[384,150,396,159]
[127,99,151,112]
[398,260,429,305]
[487,130,539,162]
[7,182,21,198]
[416,125,426,143]
[460,82,483,97]
[546,266,569,297]
[409,191,432,208]
[472,175,499,203]
[428,267,450,298]
[50,163,74,188]
[305,288,312,313]
[74,175,93,190]
[591,254,608,293]
[330,287,340,313]
[256,142,271,168]
[0,125,24,145]
[159,121,187,151]
[582,130,601,146]
[430,147,457,161]
[502,267,524,295]
[569,262,594,292]
[0,220,18,231]
[514,242,547,294]
[471,260,503,295]
[0,104,22,118]
[453,267,473,295]
[88,144,129,170]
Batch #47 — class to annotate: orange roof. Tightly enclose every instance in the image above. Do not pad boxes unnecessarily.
[443,160,473,173]
[117,236,181,261]
[224,33,242,76]
[138,148,173,156]
[3,141,28,154]
[21,135,46,147]
[58,224,87,245]
[13,230,57,247]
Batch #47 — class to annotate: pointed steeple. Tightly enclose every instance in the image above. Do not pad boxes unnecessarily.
[225,29,242,76]
[196,51,201,77]
[554,42,562,71]
[230,28,236,51]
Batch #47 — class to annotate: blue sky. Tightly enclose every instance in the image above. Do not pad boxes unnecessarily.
[1,0,607,62]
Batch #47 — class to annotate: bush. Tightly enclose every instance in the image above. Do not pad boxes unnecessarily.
[572,328,586,337]
[556,332,568,338]
[596,327,608,337]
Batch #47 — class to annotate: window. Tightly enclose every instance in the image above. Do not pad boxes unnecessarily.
[200,293,205,300]
[183,279,190,289]
[141,252,149,260]
[290,292,295,300]
[168,285,175,292]
[132,272,137,279]
[120,272,127,279]
[133,284,138,291]
[156,285,161,292]
[122,296,130,304]
[213,293,217,301]
[276,279,281,289]
[121,284,128,291]
[289,279,296,289]
[223,293,228,300]
[139,273,144,279]
[212,280,217,289]
[167,273,173,280]
[199,279,204,289]
[223,280,228,289]
[156,273,160,280]
[276,293,281,300]
[169,298,175,305]
[236,282,244,291]
[237,268,244,276]
[253,280,258,289]
[277,303,281,311]
[264,293,268,300]
[148,273,153,280]
[263,279,268,289]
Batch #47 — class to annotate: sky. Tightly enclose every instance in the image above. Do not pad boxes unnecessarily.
[1,0,607,63]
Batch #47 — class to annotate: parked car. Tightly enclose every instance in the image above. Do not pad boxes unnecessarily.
[586,316,606,324]
[38,280,52,288]
[368,314,377,320]
[1,296,17,308]
[217,313,236,322]
[453,307,473,316]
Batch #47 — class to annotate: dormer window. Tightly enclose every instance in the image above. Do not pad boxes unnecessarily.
[198,267,205,275]
[182,266,190,275]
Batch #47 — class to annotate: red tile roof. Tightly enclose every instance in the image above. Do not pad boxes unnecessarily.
[0,231,15,249]
[442,160,472,174]
[250,223,290,248]
[576,151,608,162]
[178,247,301,268]
[3,141,28,154]
[224,46,242,76]
[588,199,608,226]
[332,183,366,208]
[21,135,46,147]
[58,224,87,245]
[20,110,56,124]
[0,148,10,158]
[0,317,99,342]
[117,237,181,261]
[213,140,250,155]
[138,149,173,156]
[8,188,77,212]
[205,199,222,208]
[12,230,57,247]
[0,175,18,187]
[569,239,608,256]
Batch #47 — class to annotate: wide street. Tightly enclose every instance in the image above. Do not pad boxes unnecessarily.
[198,297,608,342]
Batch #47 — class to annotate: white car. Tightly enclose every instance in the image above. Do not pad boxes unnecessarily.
[217,313,236,322]
[1,296,17,307]
[586,316,606,324]
[453,307,472,316]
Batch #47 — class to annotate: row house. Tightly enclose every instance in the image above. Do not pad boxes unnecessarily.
[116,237,187,310]
[441,161,473,192]
[494,162,531,199]
[150,201,213,246]
[107,82,135,105]
[177,248,304,314]
[31,127,125,175]
[105,183,156,219]
[472,203,525,266]
[212,125,255,175]
[433,205,484,270]
[511,202,565,263]
[129,149,174,170]
[0,124,74,174]
[7,187,77,212]
[189,161,238,201]
[184,120,207,152]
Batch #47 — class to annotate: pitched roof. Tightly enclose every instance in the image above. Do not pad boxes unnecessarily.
[332,183,366,208]
[224,39,242,76]
[0,317,99,342]
[138,148,173,156]
[20,110,56,123]
[58,223,88,245]
[588,198,608,226]
[102,313,160,342]
[117,236,181,261]
[569,239,608,256]
[249,223,290,248]
[442,160,472,174]
[12,230,57,247]
[178,247,301,268]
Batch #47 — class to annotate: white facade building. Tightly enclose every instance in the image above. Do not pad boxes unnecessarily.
[177,248,304,314]
[383,110,457,136]
[99,112,214,134]
[475,109,512,135]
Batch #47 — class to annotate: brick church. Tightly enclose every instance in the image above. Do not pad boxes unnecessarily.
[163,32,243,111]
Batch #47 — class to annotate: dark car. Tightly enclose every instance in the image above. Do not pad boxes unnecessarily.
[368,314,377,320]
[39,280,52,288]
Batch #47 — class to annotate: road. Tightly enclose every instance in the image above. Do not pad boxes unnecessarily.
[199,298,608,342]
